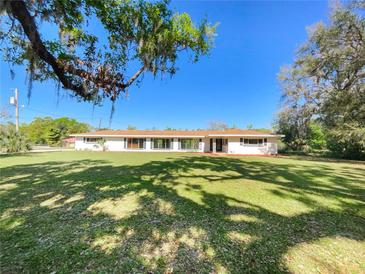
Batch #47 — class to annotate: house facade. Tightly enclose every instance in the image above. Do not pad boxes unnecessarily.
[72,129,283,155]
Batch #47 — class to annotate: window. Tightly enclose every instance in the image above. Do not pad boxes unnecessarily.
[127,138,146,149]
[84,137,102,143]
[152,138,172,149]
[242,138,265,146]
[179,139,199,150]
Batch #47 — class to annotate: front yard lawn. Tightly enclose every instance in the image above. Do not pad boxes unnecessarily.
[1,152,364,273]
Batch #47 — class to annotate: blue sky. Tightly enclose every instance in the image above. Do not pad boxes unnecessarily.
[0,0,330,130]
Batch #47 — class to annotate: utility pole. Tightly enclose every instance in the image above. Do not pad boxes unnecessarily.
[98,118,102,129]
[9,88,19,132]
[15,88,19,132]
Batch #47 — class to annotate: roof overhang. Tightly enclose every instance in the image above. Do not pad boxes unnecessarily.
[71,134,284,138]
[71,134,206,138]
[207,134,284,137]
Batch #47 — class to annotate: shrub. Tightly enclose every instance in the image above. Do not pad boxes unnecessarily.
[325,129,365,160]
[0,126,31,153]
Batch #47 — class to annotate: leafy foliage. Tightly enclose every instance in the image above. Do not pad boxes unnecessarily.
[308,122,326,150]
[20,117,53,145]
[325,126,365,159]
[246,123,254,129]
[275,107,311,151]
[0,0,217,103]
[20,117,90,145]
[208,120,229,130]
[0,124,31,153]
[276,2,365,159]
[127,125,137,130]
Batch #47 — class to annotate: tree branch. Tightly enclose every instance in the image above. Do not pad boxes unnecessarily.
[8,0,148,101]
[8,0,91,99]
[125,66,145,87]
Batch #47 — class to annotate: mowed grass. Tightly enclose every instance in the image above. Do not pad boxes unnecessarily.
[0,152,364,273]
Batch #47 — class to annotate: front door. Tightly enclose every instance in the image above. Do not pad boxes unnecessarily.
[216,138,223,152]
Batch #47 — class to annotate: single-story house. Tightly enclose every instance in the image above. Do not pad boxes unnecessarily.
[72,129,283,155]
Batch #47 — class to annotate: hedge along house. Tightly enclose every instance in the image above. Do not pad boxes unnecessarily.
[72,129,283,155]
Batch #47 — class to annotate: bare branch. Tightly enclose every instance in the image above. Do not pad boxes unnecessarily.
[125,67,145,88]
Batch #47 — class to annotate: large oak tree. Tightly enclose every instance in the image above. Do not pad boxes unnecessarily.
[0,0,216,103]
[276,1,365,159]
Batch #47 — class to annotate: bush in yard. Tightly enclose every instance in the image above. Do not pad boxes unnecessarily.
[97,138,107,151]
[0,124,31,153]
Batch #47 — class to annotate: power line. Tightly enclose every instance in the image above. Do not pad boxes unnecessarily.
[19,106,127,128]
[21,106,97,120]
[3,102,147,130]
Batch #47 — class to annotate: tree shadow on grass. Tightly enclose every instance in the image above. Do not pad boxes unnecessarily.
[278,154,365,165]
[0,155,364,273]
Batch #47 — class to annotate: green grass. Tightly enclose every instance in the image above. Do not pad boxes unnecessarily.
[1,152,364,273]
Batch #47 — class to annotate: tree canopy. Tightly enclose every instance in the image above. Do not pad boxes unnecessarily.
[0,0,216,103]
[208,120,229,131]
[20,117,90,145]
[276,1,365,159]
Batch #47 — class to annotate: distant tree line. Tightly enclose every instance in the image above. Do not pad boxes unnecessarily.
[275,2,365,160]
[20,117,91,145]
[1,117,91,152]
